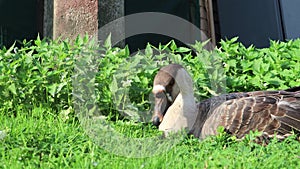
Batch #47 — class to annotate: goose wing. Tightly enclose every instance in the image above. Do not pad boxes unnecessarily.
[200,90,300,140]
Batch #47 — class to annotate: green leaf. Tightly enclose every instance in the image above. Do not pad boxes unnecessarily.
[124,45,130,57]
[161,41,173,51]
[145,43,153,56]
[4,42,15,57]
[249,76,262,88]
[110,76,118,93]
[8,83,17,95]
[176,47,191,53]
[170,40,177,51]
[56,82,67,94]
[104,34,112,50]
[35,34,41,46]
[241,61,253,72]
[227,59,237,68]
[48,84,57,97]
[252,58,263,74]
[266,77,284,86]
[261,63,270,72]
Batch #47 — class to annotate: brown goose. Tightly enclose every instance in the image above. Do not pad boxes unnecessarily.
[152,64,300,141]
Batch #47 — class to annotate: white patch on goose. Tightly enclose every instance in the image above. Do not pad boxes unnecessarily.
[278,100,299,109]
[165,92,173,102]
[152,85,165,93]
[159,93,186,134]
[270,114,277,119]
[264,132,290,139]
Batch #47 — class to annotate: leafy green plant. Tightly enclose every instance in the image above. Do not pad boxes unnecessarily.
[0,36,74,115]
[218,37,300,92]
[2,36,300,121]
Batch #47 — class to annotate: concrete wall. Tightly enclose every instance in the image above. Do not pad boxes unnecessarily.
[44,0,125,45]
[43,0,211,48]
[52,0,98,40]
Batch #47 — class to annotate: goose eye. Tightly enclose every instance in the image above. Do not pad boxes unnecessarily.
[155,92,165,98]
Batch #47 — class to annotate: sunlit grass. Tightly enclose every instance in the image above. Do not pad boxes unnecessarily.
[1,107,299,168]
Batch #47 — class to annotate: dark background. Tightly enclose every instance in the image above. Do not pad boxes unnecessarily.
[125,0,200,52]
[0,0,43,47]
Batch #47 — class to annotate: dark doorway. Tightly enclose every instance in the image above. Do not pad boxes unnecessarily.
[0,0,43,47]
[125,0,200,52]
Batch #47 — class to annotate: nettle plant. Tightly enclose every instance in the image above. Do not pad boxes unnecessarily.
[1,36,300,122]
[0,36,74,115]
[218,37,300,92]
[0,36,98,118]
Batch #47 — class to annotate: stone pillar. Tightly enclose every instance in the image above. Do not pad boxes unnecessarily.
[53,0,98,40]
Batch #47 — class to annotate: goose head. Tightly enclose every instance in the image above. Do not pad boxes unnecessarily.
[152,64,181,126]
[152,64,198,135]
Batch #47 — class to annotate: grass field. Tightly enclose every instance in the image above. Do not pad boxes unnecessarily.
[1,106,299,168]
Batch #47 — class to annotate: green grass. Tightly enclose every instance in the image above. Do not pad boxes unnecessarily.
[1,107,299,168]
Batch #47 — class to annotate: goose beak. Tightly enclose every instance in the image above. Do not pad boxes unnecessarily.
[152,96,169,127]
[152,101,164,127]
[152,116,161,127]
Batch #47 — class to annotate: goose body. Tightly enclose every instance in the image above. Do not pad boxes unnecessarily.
[152,64,300,141]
